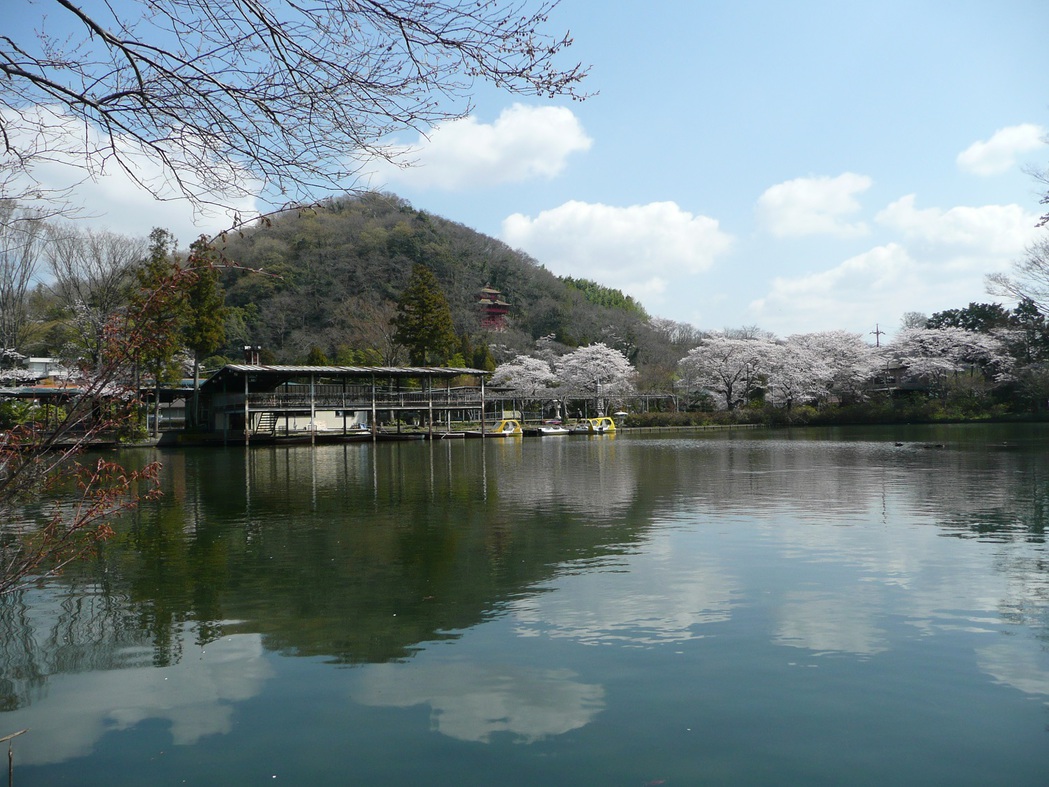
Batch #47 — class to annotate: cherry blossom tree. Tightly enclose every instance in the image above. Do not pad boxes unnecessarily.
[677,335,772,410]
[788,331,878,404]
[489,354,558,420]
[887,327,1012,400]
[490,355,556,396]
[555,343,635,415]
[764,338,825,408]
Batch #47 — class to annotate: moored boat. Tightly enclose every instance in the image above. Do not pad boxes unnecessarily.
[464,419,523,437]
[536,421,570,435]
[587,416,616,434]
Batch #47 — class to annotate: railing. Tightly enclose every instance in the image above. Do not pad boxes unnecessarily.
[221,387,485,412]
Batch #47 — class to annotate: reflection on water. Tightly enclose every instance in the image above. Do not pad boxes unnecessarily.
[774,589,888,656]
[977,641,1049,698]
[3,611,271,766]
[1,425,1048,784]
[352,661,605,743]
[512,529,738,646]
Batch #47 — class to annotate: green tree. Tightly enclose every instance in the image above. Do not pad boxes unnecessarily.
[305,345,330,365]
[392,264,458,366]
[927,302,1012,332]
[1009,298,1049,364]
[472,341,497,372]
[561,276,649,318]
[183,237,228,427]
[130,228,189,434]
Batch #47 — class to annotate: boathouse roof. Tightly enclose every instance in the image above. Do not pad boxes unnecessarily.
[201,364,490,393]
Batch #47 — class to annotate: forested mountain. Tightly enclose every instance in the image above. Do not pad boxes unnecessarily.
[213,192,690,386]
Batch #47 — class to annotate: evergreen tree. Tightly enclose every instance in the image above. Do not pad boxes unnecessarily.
[472,342,496,372]
[183,237,228,427]
[128,228,189,434]
[305,345,330,365]
[392,264,458,366]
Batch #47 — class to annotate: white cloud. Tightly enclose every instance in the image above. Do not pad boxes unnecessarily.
[757,172,873,238]
[755,242,916,304]
[369,104,592,191]
[876,195,1040,255]
[744,191,1044,337]
[1,105,258,244]
[500,200,733,305]
[956,124,1046,176]
[748,243,936,336]
[977,642,1049,698]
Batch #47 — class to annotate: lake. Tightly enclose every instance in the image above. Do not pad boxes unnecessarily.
[2,424,1048,785]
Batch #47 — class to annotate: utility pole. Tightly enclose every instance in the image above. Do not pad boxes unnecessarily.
[870,324,885,347]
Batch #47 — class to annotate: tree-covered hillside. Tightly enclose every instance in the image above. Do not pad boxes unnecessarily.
[213,192,686,383]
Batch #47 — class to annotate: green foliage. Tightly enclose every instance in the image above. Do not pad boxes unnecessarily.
[183,238,228,364]
[561,276,649,318]
[444,352,467,368]
[392,264,458,366]
[211,193,660,368]
[1007,298,1049,364]
[131,228,189,384]
[334,346,384,365]
[927,302,1012,332]
[305,345,330,365]
[221,303,260,357]
[0,399,42,429]
[472,342,496,372]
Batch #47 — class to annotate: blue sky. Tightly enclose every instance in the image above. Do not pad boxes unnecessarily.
[12,0,1049,341]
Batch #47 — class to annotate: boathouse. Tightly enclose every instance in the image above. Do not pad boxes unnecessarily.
[197,364,490,443]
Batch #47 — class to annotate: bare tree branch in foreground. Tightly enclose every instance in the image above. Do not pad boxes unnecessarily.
[1,0,588,213]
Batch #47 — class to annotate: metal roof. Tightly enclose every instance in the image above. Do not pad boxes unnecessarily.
[200,364,490,393]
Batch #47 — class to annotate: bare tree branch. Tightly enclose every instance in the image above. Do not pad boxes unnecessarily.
[1,0,589,214]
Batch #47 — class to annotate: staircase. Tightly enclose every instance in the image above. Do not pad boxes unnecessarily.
[254,412,278,435]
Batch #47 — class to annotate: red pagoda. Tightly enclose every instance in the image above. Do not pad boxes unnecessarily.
[478,284,510,330]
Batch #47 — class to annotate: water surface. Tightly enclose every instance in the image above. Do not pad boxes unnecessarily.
[2,424,1048,785]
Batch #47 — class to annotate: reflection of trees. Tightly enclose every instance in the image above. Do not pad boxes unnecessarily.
[6,425,1049,704]
[0,583,154,711]
[495,438,638,519]
[630,430,1049,548]
[934,451,1049,541]
[620,428,1049,654]
[3,440,654,683]
[0,594,45,711]
[206,441,651,663]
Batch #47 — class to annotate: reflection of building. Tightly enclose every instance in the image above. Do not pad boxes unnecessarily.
[478,284,510,331]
